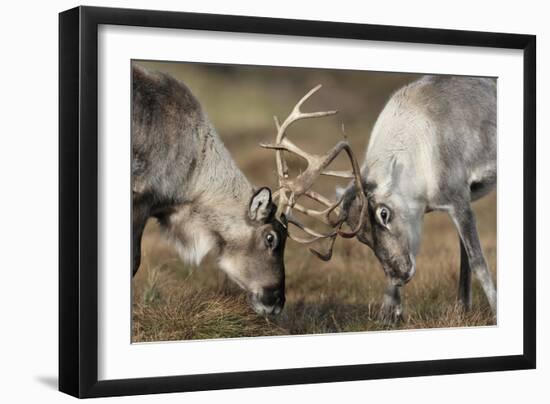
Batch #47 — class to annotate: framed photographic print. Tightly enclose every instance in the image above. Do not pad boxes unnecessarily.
[59,6,536,398]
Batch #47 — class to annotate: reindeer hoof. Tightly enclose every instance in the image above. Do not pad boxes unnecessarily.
[378,303,403,326]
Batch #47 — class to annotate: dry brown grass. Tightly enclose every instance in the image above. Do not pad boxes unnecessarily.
[132,61,497,343]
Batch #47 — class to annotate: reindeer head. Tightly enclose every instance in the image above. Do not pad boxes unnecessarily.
[217,187,287,316]
[339,159,423,286]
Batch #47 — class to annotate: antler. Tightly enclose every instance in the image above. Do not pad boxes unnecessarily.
[260,85,367,260]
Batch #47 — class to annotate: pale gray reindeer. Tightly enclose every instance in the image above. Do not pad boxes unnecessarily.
[131,65,291,315]
[339,75,497,323]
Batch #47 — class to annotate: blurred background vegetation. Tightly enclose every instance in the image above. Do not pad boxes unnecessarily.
[132,60,497,342]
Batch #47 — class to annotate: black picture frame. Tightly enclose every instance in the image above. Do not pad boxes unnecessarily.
[59,5,536,398]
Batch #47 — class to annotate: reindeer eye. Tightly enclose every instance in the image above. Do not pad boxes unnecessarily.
[265,232,277,249]
[376,205,391,226]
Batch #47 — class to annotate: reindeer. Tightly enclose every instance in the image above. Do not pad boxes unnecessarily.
[131,65,291,315]
[339,75,497,323]
[262,76,497,324]
[132,67,366,317]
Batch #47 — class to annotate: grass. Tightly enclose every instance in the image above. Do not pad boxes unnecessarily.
[132,61,497,343]
[133,195,496,343]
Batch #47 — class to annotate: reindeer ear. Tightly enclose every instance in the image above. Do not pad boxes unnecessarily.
[248,187,273,222]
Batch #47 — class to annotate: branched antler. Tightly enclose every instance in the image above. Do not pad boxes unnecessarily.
[260,85,367,260]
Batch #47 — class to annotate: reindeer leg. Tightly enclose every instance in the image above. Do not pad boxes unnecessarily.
[450,203,496,315]
[379,281,403,326]
[458,239,472,311]
[132,197,150,277]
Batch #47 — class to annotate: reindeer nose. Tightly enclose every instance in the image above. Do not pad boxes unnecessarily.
[260,287,285,309]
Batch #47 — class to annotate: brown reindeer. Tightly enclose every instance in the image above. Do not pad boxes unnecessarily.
[132,65,365,316]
